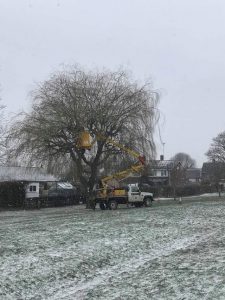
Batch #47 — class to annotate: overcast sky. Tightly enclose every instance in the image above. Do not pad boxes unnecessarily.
[1,0,225,167]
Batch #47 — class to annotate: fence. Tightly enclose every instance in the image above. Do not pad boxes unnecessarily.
[23,195,81,209]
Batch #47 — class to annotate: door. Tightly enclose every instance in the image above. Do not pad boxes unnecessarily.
[129,185,141,203]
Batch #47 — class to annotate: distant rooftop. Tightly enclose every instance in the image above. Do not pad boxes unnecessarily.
[186,168,201,179]
[150,160,174,169]
[0,166,58,182]
[202,162,225,180]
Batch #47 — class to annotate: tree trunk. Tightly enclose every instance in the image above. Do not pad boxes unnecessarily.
[86,162,98,209]
[173,186,176,200]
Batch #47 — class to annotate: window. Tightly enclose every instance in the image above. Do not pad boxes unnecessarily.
[29,185,37,192]
[161,170,167,177]
[131,186,140,193]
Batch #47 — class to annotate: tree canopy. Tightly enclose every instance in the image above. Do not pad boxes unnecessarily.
[170,152,196,169]
[9,66,160,192]
[206,131,225,162]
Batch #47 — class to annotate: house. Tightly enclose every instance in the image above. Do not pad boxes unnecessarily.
[120,156,174,187]
[186,168,201,183]
[201,162,225,183]
[0,166,57,199]
[147,158,174,186]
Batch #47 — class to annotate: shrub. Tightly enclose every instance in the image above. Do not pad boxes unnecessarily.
[175,184,201,197]
[0,182,25,208]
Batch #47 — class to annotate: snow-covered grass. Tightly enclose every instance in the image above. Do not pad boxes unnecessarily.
[1,198,225,299]
[155,192,223,201]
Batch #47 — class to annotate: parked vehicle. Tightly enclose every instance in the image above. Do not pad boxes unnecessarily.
[95,183,154,210]
[78,131,154,210]
[47,182,80,206]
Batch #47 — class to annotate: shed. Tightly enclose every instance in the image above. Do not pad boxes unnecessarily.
[0,166,57,199]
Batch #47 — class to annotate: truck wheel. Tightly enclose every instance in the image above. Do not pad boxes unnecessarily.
[108,200,118,210]
[144,197,153,207]
[99,202,106,210]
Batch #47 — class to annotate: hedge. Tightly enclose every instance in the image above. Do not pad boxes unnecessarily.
[0,181,26,208]
[141,183,220,198]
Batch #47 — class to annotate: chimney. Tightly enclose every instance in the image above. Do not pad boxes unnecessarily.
[160,155,164,161]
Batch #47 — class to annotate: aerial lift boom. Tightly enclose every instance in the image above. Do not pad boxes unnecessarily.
[78,130,145,192]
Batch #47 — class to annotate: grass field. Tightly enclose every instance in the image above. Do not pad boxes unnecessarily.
[1,197,225,299]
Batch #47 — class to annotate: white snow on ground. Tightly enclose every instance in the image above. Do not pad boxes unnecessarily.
[156,192,223,201]
[1,198,225,299]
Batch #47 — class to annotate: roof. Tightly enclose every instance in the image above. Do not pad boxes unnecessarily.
[202,161,225,171]
[149,160,174,170]
[186,168,201,179]
[202,162,225,180]
[0,166,58,182]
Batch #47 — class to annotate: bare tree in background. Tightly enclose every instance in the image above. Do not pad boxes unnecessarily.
[0,100,7,164]
[206,131,225,162]
[169,162,184,200]
[210,162,224,197]
[170,152,196,169]
[170,153,196,199]
[204,133,225,196]
[8,66,160,201]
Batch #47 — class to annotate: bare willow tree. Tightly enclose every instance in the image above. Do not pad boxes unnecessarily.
[206,131,225,162]
[8,66,159,196]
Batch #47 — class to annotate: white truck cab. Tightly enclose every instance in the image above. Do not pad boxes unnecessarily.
[127,184,153,207]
